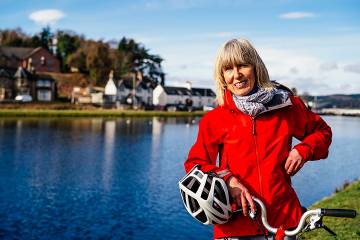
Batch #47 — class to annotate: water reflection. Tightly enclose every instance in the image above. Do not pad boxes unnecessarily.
[103,120,116,191]
[0,116,358,239]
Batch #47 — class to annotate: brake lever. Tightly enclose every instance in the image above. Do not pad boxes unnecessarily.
[322,224,337,236]
[308,214,337,236]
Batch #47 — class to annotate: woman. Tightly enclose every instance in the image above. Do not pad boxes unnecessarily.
[184,38,332,239]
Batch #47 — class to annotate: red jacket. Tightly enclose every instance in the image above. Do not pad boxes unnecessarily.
[184,90,332,238]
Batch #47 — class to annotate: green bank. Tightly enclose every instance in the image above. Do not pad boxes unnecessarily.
[301,179,360,240]
[0,109,206,118]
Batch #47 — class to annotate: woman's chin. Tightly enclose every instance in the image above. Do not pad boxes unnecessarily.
[231,87,251,96]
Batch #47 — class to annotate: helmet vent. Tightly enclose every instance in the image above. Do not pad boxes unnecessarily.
[183,176,200,193]
[195,210,207,223]
[181,190,186,205]
[214,180,227,205]
[213,201,224,214]
[188,195,200,213]
[194,170,203,178]
[201,177,212,200]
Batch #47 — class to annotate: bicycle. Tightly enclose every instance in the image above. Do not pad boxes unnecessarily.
[235,197,357,239]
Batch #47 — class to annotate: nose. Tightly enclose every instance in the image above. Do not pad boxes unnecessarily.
[233,67,242,79]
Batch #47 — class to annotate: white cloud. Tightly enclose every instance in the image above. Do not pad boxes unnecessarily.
[344,63,360,74]
[319,62,338,71]
[279,12,315,20]
[289,67,299,74]
[29,9,65,26]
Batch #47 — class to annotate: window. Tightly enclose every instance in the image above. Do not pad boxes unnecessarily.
[37,90,51,101]
[36,79,51,87]
[40,56,46,66]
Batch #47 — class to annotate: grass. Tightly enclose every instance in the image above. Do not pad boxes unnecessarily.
[0,108,206,118]
[299,179,360,240]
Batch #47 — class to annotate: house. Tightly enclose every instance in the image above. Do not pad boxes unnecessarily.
[0,46,60,73]
[0,67,16,100]
[13,67,56,102]
[104,71,117,105]
[115,75,153,108]
[71,86,92,104]
[91,87,104,105]
[0,66,57,102]
[190,87,216,108]
[71,85,104,105]
[153,85,191,107]
[152,82,216,110]
[37,72,91,100]
[32,73,57,101]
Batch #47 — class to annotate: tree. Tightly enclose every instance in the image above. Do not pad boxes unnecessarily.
[115,37,165,86]
[67,49,87,73]
[0,28,33,46]
[87,41,112,85]
[55,30,83,71]
[29,26,53,50]
[67,40,112,86]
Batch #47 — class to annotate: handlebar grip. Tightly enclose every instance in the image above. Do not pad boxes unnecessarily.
[321,209,357,218]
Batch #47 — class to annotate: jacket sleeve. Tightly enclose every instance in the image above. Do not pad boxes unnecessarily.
[291,97,332,161]
[184,115,233,182]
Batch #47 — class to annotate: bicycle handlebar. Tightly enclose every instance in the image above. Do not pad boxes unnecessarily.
[251,197,357,236]
[321,208,357,218]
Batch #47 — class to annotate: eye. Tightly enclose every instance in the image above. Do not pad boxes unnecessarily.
[223,65,233,74]
[223,65,232,71]
[237,63,249,68]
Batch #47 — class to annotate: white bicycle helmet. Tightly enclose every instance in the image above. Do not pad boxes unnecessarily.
[179,165,233,225]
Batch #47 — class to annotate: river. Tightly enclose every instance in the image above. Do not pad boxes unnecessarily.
[0,116,359,239]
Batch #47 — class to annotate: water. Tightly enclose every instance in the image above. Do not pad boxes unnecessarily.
[0,116,359,239]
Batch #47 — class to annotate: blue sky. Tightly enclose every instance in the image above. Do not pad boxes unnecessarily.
[1,0,359,95]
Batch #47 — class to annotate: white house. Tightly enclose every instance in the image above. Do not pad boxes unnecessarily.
[191,87,216,107]
[116,78,153,106]
[152,82,216,109]
[104,71,117,103]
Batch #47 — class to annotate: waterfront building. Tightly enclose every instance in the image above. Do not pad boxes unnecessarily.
[104,71,117,107]
[0,68,16,100]
[0,46,60,73]
[111,73,153,108]
[0,66,56,102]
[152,81,216,110]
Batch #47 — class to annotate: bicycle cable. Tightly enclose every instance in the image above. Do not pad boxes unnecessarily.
[253,213,269,240]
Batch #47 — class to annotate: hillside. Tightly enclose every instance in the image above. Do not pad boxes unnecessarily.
[301,94,360,109]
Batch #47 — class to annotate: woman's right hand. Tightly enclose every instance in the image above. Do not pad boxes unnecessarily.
[226,176,256,216]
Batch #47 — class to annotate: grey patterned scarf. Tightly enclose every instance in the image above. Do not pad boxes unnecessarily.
[232,87,289,116]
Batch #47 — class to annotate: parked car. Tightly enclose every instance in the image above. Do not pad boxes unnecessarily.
[15,95,32,102]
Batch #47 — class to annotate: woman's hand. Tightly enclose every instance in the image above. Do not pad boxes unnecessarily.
[285,149,306,176]
[226,176,256,216]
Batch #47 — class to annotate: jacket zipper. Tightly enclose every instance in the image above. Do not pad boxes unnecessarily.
[252,117,263,197]
[232,99,293,198]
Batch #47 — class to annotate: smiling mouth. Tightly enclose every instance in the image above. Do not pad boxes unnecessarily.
[234,79,248,89]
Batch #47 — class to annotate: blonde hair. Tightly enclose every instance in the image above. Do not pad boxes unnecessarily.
[214,38,273,105]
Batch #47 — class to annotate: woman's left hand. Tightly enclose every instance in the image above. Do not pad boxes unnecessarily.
[285,149,306,176]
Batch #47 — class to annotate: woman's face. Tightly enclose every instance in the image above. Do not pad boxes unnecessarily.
[223,63,256,96]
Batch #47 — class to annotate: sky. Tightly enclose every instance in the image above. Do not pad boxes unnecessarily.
[0,0,359,95]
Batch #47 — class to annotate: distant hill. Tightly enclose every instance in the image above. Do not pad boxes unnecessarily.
[301,94,360,109]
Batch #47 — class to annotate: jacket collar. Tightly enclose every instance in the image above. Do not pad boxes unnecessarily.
[223,89,240,113]
[222,88,293,116]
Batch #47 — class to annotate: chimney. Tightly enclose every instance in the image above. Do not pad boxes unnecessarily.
[27,58,33,72]
[185,81,192,90]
